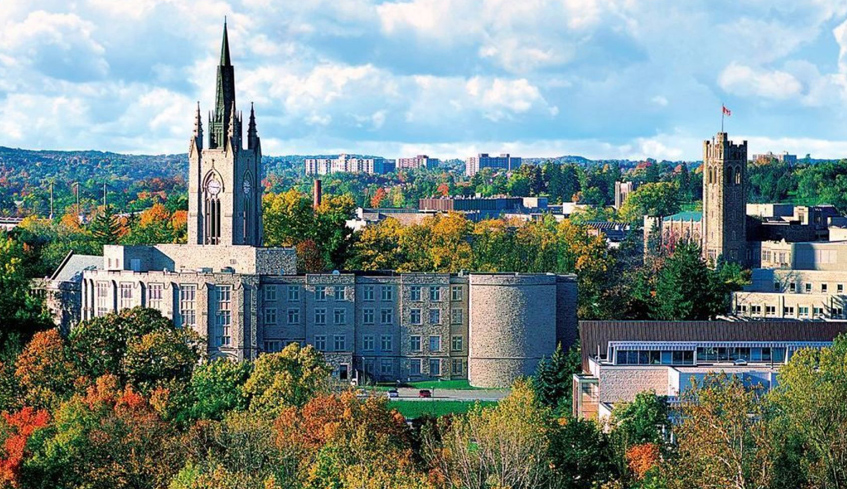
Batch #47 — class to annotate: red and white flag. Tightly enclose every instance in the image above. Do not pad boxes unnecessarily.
[722,105,731,116]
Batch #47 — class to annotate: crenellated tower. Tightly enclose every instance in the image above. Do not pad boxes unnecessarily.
[702,132,747,265]
[188,20,263,247]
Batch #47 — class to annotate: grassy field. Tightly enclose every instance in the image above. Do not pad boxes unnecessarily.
[389,400,497,419]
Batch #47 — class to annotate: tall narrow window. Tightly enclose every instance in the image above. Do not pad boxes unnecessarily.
[205,176,222,244]
[179,284,196,327]
[215,285,232,346]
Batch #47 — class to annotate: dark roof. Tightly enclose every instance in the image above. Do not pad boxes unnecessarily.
[579,320,847,371]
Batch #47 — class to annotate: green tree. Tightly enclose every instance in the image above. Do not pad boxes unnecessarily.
[0,235,52,350]
[121,327,203,392]
[187,359,253,421]
[243,343,331,415]
[610,391,669,448]
[652,242,726,320]
[548,417,617,489]
[618,182,681,223]
[770,335,847,488]
[88,205,123,246]
[68,307,178,381]
[532,342,582,415]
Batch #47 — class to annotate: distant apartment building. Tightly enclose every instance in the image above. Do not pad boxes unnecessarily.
[305,154,396,176]
[752,151,797,165]
[397,155,440,170]
[573,320,847,420]
[465,153,521,176]
[419,196,526,221]
[613,181,637,210]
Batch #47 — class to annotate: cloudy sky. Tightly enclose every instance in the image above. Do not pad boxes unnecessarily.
[3,0,847,160]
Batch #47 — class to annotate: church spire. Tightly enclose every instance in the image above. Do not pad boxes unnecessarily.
[247,102,258,151]
[211,19,236,149]
[220,17,231,67]
[193,101,203,151]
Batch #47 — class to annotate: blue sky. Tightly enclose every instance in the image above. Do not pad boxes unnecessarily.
[3,0,847,160]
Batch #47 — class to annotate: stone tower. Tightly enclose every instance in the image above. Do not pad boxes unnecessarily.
[188,21,263,247]
[701,132,747,265]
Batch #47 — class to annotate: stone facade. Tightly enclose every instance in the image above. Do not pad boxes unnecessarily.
[732,268,847,320]
[702,132,749,265]
[597,366,669,404]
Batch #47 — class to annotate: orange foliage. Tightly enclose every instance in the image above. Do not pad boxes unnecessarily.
[0,407,51,486]
[139,204,170,227]
[436,183,449,197]
[170,210,187,231]
[626,442,660,480]
[371,187,388,208]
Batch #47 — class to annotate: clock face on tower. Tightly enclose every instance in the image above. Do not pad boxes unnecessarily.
[206,178,222,196]
[243,179,252,195]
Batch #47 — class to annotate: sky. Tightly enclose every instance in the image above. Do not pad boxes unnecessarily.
[3,1,847,161]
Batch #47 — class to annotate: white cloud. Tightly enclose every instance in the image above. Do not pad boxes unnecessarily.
[718,62,804,100]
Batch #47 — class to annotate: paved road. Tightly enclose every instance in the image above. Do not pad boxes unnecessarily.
[380,387,509,402]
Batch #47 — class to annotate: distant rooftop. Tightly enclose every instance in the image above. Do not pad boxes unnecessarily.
[664,211,702,222]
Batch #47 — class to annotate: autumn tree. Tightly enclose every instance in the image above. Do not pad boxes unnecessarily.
[0,407,50,488]
[664,373,774,489]
[14,329,80,410]
[618,182,681,223]
[243,343,331,416]
[425,380,554,489]
[185,359,253,422]
[370,187,388,207]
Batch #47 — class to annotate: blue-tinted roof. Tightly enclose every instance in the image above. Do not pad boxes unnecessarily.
[664,211,702,222]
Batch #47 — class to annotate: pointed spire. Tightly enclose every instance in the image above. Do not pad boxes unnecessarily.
[193,101,204,151]
[220,18,231,67]
[248,102,258,150]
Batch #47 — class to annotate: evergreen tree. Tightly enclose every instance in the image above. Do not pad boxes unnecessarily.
[88,205,122,246]
[532,342,582,415]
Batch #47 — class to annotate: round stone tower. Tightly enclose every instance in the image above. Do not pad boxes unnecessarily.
[468,274,558,388]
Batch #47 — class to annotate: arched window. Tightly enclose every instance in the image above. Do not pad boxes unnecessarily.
[726,166,733,185]
[735,166,742,185]
[204,173,222,245]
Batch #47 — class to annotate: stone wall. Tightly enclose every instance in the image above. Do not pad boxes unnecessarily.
[598,366,669,403]
[468,274,558,388]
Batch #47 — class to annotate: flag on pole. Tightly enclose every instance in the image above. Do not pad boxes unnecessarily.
[722,105,731,116]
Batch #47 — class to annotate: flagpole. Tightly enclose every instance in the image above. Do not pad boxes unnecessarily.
[721,103,724,133]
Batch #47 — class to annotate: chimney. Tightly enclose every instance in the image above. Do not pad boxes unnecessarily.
[313,179,322,209]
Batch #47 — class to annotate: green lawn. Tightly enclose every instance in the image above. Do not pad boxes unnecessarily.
[389,400,497,419]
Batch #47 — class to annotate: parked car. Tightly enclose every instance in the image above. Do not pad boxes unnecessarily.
[387,388,399,399]
[733,358,748,366]
[418,389,432,398]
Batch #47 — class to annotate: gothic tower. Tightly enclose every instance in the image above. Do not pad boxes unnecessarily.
[188,21,263,247]
[701,132,747,265]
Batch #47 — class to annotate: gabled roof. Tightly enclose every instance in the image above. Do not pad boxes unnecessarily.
[50,251,102,282]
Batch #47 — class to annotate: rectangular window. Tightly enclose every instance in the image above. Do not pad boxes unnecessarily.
[410,335,422,352]
[334,286,345,301]
[773,282,781,292]
[805,283,812,293]
[783,306,795,316]
[429,359,441,376]
[315,286,327,301]
[363,335,375,351]
[381,334,393,352]
[822,284,828,293]
[839,284,845,294]
[215,285,232,346]
[813,307,823,317]
[429,286,441,301]
[334,335,346,351]
[380,359,393,375]
[452,308,463,324]
[179,284,196,327]
[334,308,346,324]
[148,283,163,310]
[315,308,326,324]
[287,308,300,324]
[287,286,300,301]
[264,340,282,353]
[264,308,277,325]
[410,309,422,325]
[363,285,374,301]
[315,335,326,351]
[790,283,797,292]
[429,335,441,352]
[96,281,110,317]
[834,307,844,317]
[429,309,441,324]
[410,286,421,301]
[452,335,463,352]
[119,283,133,310]
[765,305,776,316]
[363,308,375,324]
[451,285,462,301]
[380,285,394,301]
[751,305,761,315]
[409,359,421,376]
[799,306,809,317]
[452,358,462,375]
[264,285,277,301]
[381,308,393,324]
